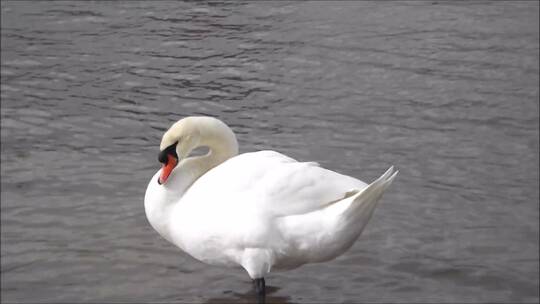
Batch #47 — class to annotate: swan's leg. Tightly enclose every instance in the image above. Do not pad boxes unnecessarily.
[253,278,266,303]
[241,248,271,302]
[253,277,265,295]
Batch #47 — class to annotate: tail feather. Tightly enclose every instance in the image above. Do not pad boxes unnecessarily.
[342,166,398,222]
[281,166,398,264]
[318,166,398,259]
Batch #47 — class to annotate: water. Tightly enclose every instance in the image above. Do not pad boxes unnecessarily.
[1,1,538,303]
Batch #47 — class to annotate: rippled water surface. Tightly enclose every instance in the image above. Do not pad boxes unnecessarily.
[1,1,539,303]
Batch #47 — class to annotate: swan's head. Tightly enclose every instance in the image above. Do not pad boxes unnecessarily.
[158,118,202,185]
[157,116,238,185]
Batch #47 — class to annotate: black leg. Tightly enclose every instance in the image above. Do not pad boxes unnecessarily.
[253,277,266,303]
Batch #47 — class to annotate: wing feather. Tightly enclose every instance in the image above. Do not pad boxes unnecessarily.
[183,151,367,217]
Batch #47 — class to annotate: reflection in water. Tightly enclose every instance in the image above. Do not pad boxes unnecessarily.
[1,1,539,303]
[204,286,293,304]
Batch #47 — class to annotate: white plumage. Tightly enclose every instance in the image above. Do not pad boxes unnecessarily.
[144,116,397,290]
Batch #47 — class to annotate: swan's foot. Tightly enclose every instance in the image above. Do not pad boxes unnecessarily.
[253,278,266,303]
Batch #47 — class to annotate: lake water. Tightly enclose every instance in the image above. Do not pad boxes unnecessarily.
[1,1,538,303]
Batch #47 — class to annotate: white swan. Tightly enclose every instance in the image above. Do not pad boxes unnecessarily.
[144,116,397,298]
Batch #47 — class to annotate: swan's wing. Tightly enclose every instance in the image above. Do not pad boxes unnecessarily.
[183,150,367,217]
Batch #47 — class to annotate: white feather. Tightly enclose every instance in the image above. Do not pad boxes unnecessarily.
[144,117,397,279]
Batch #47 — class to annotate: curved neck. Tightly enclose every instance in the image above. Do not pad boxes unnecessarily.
[171,120,239,193]
[182,140,237,183]
[144,117,238,244]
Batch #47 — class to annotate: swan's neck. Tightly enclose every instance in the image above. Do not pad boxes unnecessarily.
[144,121,238,243]
[180,122,239,186]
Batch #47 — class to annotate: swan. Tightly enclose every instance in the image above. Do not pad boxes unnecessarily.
[144,116,397,299]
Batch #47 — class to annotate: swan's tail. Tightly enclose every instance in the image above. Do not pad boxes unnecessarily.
[342,166,398,223]
[315,166,397,261]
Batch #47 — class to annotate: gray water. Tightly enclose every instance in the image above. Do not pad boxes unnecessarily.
[1,1,538,303]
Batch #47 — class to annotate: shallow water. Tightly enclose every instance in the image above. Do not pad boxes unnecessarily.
[1,1,539,303]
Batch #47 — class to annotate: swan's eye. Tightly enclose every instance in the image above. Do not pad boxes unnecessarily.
[158,141,178,164]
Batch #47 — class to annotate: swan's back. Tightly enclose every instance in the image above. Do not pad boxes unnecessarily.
[180,150,368,217]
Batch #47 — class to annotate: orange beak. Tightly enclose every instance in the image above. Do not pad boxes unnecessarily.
[158,154,178,185]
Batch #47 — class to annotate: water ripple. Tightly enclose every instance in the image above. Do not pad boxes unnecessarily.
[1,1,538,303]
